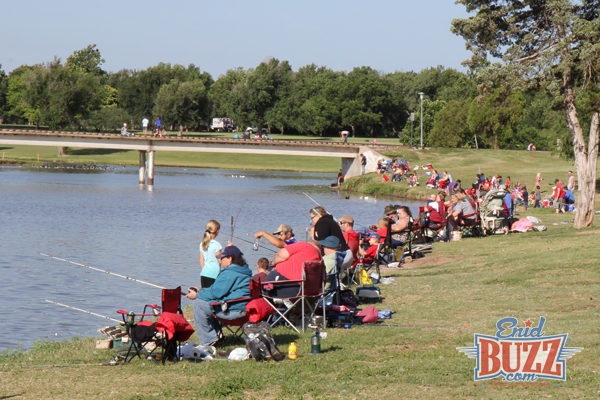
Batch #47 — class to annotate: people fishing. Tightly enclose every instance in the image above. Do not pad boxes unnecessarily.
[310,206,353,273]
[254,223,297,248]
[199,220,223,289]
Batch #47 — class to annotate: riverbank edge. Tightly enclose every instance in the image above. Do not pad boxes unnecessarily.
[340,174,432,201]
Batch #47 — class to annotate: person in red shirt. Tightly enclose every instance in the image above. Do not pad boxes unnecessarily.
[339,214,359,261]
[264,241,322,298]
[358,232,380,262]
[376,217,389,243]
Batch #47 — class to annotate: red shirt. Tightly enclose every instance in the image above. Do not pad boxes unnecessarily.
[364,244,378,259]
[376,228,387,243]
[274,242,322,281]
[343,229,360,259]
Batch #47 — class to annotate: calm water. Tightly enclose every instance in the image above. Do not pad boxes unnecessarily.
[0,165,420,352]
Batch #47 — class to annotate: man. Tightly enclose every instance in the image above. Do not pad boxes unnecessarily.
[264,240,323,298]
[185,245,252,346]
[319,236,340,290]
[448,179,461,194]
[339,215,359,261]
[560,189,575,213]
[254,223,297,249]
[154,117,163,137]
[142,116,149,135]
[360,153,367,175]
[121,123,131,136]
[567,171,575,192]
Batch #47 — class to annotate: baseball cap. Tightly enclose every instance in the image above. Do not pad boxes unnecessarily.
[319,236,340,249]
[273,224,293,235]
[383,204,396,215]
[339,215,354,224]
[216,245,243,259]
[368,232,381,240]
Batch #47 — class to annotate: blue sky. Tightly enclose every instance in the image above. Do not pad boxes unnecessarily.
[1,0,472,78]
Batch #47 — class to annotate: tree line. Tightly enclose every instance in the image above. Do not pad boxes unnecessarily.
[0,44,572,151]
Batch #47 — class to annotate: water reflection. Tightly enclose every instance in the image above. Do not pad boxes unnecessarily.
[0,165,420,352]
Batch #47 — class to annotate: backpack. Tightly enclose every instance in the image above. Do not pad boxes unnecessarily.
[243,322,285,362]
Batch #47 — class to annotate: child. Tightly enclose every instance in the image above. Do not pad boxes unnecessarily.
[534,185,541,208]
[253,257,269,283]
[358,233,380,261]
[522,186,529,211]
[199,219,223,289]
[376,217,389,243]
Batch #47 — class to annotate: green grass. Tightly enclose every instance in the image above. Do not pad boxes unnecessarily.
[2,208,599,399]
[344,147,589,199]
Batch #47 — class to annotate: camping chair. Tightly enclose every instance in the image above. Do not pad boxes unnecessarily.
[458,202,483,238]
[353,242,387,285]
[261,260,326,333]
[209,279,263,346]
[117,287,193,365]
[324,251,346,305]
[418,206,449,243]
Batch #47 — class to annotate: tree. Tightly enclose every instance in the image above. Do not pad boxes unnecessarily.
[431,99,473,147]
[467,88,526,149]
[0,65,8,124]
[401,98,447,147]
[452,0,600,228]
[153,79,210,132]
[66,44,106,77]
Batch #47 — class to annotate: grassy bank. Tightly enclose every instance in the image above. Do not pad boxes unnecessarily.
[2,207,599,399]
[343,148,589,200]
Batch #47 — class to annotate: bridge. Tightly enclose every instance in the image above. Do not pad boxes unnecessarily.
[0,129,393,185]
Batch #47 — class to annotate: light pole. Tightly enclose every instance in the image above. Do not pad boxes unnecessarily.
[418,92,424,149]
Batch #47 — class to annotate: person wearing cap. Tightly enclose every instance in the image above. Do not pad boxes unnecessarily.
[121,123,131,136]
[358,232,380,260]
[254,224,297,249]
[310,206,353,271]
[339,215,359,261]
[264,240,323,299]
[186,245,252,346]
[320,236,340,290]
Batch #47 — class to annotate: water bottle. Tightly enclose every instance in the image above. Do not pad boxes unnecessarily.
[288,342,297,359]
[253,238,260,251]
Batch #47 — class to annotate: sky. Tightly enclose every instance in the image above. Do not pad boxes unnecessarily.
[1,0,473,78]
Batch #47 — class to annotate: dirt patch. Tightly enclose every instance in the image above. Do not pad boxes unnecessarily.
[576,230,600,235]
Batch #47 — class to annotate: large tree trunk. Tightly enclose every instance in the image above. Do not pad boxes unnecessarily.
[564,93,599,228]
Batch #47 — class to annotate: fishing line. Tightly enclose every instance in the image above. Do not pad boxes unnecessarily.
[230,199,248,242]
[219,231,279,253]
[39,253,168,290]
[45,300,122,323]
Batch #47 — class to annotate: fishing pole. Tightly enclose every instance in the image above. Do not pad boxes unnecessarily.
[220,231,279,253]
[231,199,248,243]
[45,299,122,323]
[39,253,167,290]
[362,323,454,328]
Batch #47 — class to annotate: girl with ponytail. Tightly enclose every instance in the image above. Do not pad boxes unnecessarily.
[199,219,222,289]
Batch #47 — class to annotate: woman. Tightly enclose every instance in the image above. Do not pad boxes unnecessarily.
[186,245,252,346]
[199,220,223,289]
[310,206,353,270]
[390,206,413,247]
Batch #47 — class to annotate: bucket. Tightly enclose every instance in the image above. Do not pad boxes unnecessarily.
[452,231,462,242]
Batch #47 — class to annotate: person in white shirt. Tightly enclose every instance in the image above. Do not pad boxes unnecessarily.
[142,117,149,135]
[567,171,575,192]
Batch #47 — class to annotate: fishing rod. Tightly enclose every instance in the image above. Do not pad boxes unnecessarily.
[230,199,248,243]
[45,299,122,323]
[362,323,454,328]
[220,231,279,253]
[39,253,168,290]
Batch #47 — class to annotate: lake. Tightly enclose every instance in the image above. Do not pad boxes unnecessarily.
[0,165,420,352]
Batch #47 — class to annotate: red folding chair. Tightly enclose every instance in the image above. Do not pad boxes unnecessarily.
[117,287,194,364]
[210,279,264,345]
[261,260,326,333]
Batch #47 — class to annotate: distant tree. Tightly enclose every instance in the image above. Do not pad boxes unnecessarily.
[430,99,473,147]
[153,79,210,133]
[402,98,447,147]
[209,67,250,128]
[467,88,526,149]
[0,65,10,124]
[453,0,600,228]
[66,44,106,77]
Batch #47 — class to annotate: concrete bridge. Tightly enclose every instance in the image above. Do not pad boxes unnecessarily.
[0,129,395,185]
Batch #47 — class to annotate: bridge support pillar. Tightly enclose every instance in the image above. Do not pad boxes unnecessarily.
[147,151,155,185]
[138,151,146,184]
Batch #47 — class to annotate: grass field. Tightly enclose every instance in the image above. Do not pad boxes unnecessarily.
[1,207,599,399]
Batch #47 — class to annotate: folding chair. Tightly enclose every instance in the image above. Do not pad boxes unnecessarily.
[458,202,484,238]
[117,287,194,365]
[209,279,262,346]
[261,260,326,333]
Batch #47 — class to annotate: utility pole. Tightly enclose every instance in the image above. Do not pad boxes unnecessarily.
[418,92,424,148]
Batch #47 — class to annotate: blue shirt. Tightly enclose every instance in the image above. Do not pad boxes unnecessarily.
[284,237,297,246]
[200,239,223,280]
